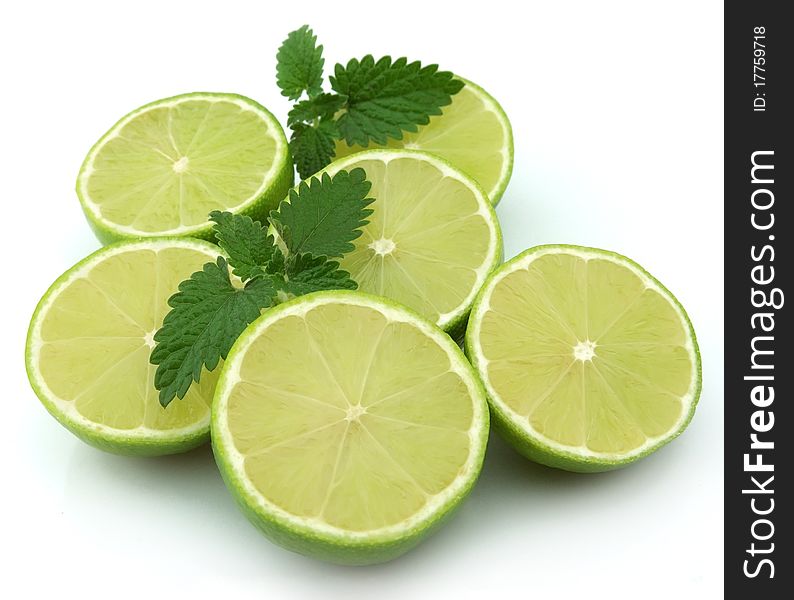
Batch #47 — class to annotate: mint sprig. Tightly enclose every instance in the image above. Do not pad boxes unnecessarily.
[273,168,373,257]
[208,211,275,281]
[276,25,324,101]
[279,25,463,178]
[150,168,374,407]
[331,56,464,146]
[289,121,340,182]
[274,251,357,296]
[287,93,346,126]
[150,258,278,406]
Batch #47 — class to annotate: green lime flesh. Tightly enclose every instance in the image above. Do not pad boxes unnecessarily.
[77,92,293,243]
[26,239,222,455]
[334,80,513,205]
[318,149,502,337]
[465,245,701,472]
[212,291,489,564]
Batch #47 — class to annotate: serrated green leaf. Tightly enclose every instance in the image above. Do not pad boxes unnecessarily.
[271,168,373,258]
[150,257,277,406]
[265,245,286,275]
[289,121,339,179]
[209,211,275,281]
[277,252,357,296]
[276,25,325,100]
[287,93,346,126]
[330,55,463,146]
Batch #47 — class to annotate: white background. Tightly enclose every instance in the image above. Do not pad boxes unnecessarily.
[1,1,724,597]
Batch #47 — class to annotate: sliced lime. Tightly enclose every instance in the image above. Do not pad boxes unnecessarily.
[334,79,513,204]
[320,149,502,337]
[77,93,292,243]
[26,239,221,455]
[212,291,489,564]
[465,245,701,472]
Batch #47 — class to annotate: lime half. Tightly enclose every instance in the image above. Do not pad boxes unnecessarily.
[77,93,292,243]
[212,291,489,564]
[465,245,701,472]
[25,239,221,455]
[321,150,502,337]
[334,79,513,205]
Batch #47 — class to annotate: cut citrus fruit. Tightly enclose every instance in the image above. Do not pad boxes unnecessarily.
[465,245,701,472]
[212,291,489,564]
[77,93,292,243]
[319,149,502,337]
[25,239,221,455]
[334,79,513,205]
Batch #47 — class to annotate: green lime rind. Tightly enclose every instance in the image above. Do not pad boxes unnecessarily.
[319,149,504,336]
[213,444,480,564]
[465,244,702,473]
[212,290,490,565]
[76,92,293,245]
[25,238,221,456]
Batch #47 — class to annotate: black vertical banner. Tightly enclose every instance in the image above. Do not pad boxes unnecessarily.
[725,3,792,596]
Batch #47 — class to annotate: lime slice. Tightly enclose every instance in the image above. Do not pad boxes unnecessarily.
[25,239,221,456]
[77,93,293,243]
[320,149,502,337]
[465,245,701,472]
[334,79,513,205]
[212,291,489,564]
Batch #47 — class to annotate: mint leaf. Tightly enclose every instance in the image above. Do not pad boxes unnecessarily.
[278,252,357,295]
[289,120,339,179]
[152,165,376,405]
[287,93,346,126]
[271,167,373,257]
[330,56,463,146]
[265,244,286,275]
[276,25,324,100]
[150,257,277,406]
[275,25,464,177]
[209,211,275,281]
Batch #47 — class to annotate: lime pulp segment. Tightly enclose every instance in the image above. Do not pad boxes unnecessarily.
[321,150,502,335]
[77,93,292,242]
[25,239,221,455]
[466,245,701,471]
[333,80,513,205]
[212,292,489,564]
